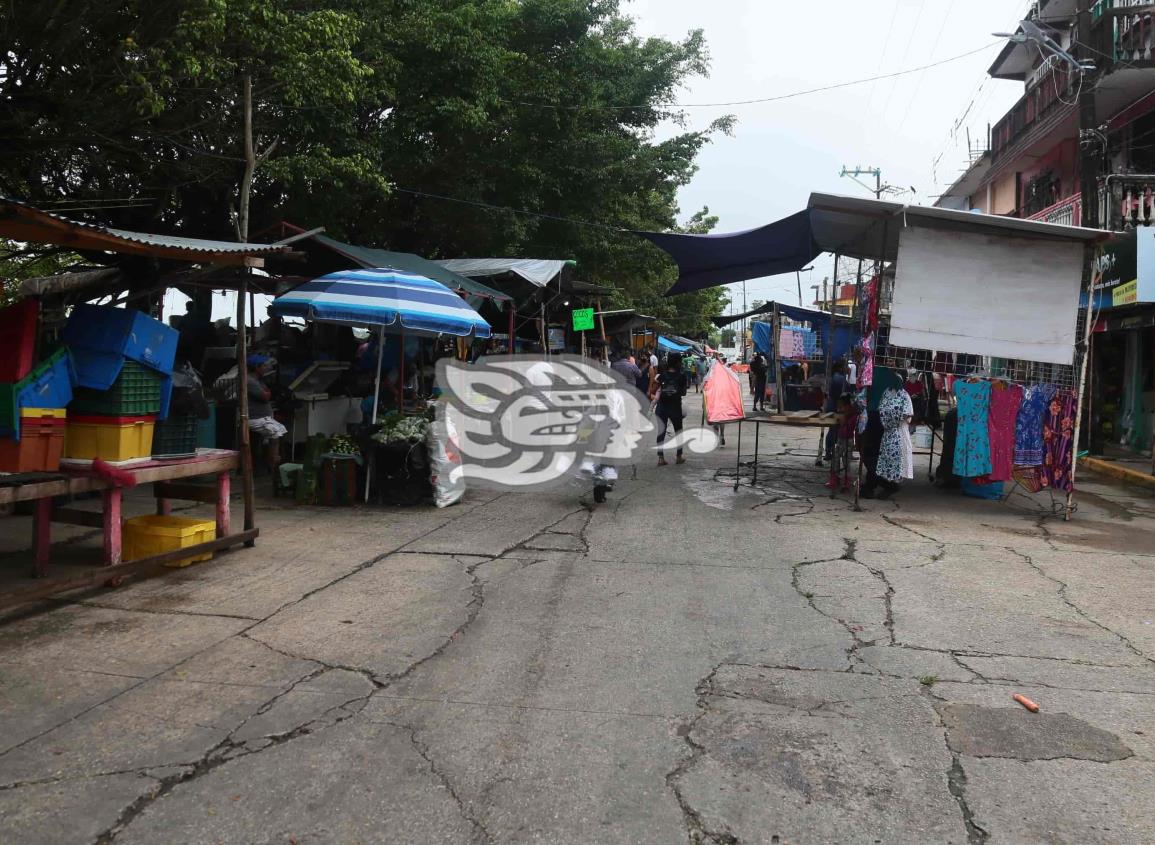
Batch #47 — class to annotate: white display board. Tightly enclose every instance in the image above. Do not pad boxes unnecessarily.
[889,225,1084,366]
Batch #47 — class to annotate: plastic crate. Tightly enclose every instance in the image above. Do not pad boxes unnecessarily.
[71,360,165,416]
[63,304,177,378]
[152,413,199,459]
[64,414,155,464]
[124,515,216,568]
[196,402,217,449]
[0,349,76,439]
[0,418,65,472]
[0,300,39,382]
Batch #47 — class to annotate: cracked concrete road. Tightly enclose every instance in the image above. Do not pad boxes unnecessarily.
[2,395,1155,844]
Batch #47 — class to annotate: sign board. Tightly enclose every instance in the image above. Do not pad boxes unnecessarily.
[547,327,566,351]
[571,307,595,332]
[1095,227,1155,309]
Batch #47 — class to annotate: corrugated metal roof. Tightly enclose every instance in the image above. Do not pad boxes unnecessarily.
[311,234,512,302]
[0,196,288,259]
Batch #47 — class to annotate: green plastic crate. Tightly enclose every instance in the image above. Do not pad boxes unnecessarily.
[70,360,164,416]
[151,413,199,458]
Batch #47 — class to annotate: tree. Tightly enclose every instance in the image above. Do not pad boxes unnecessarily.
[0,0,732,328]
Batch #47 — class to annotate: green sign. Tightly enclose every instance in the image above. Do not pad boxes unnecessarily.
[572,307,595,332]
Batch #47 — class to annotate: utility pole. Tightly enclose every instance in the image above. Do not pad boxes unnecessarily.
[840,165,884,200]
[1076,8,1101,228]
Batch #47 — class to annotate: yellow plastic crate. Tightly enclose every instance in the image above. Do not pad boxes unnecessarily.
[65,415,155,463]
[124,515,216,568]
[20,407,67,420]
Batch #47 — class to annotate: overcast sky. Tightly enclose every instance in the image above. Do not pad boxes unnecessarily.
[628,0,1034,312]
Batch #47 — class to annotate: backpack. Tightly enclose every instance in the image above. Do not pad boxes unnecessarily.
[660,374,682,400]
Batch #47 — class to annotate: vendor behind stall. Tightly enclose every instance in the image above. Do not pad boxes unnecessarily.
[247,354,286,473]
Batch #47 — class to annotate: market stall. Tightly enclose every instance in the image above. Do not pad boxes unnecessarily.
[641,193,1111,519]
[0,197,291,608]
[269,266,491,503]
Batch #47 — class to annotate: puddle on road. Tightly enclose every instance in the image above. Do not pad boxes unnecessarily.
[684,470,807,511]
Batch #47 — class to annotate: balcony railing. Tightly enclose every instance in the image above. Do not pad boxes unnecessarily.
[1092,1,1155,65]
[1099,175,1155,229]
[991,65,1076,160]
[1026,193,1083,227]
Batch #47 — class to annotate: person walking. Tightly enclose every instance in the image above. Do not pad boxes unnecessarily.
[750,352,768,413]
[651,352,688,465]
[824,359,849,461]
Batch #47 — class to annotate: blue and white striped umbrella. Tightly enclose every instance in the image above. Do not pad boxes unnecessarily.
[270,267,491,338]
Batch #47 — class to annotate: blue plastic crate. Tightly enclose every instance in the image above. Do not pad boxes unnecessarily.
[0,348,75,439]
[64,305,177,377]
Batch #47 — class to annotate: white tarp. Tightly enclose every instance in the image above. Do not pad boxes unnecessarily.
[436,258,568,288]
[889,225,1084,366]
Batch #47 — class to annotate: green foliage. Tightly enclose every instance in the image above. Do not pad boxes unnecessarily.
[0,0,732,328]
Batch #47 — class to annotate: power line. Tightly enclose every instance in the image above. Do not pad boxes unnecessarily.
[860,0,903,125]
[511,41,1001,111]
[880,0,929,118]
[898,0,958,131]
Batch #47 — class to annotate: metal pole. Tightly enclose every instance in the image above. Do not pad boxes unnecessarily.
[773,302,784,414]
[370,325,385,426]
[508,303,515,357]
[365,325,386,505]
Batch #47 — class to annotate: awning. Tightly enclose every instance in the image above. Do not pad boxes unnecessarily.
[641,193,1108,296]
[657,335,692,353]
[713,301,832,328]
[309,234,512,302]
[436,258,570,288]
[0,196,289,265]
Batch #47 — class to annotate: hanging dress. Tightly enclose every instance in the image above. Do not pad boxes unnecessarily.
[953,380,993,478]
[1042,389,1078,492]
[1014,384,1055,467]
[987,382,1024,482]
[876,388,909,483]
[898,389,915,479]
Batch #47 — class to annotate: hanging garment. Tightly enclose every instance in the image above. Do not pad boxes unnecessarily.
[1013,384,1055,467]
[987,382,1024,482]
[953,380,993,477]
[876,388,910,483]
[858,334,874,389]
[1042,389,1078,493]
[898,389,915,480]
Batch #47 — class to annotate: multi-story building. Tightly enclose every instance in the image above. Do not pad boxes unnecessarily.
[936,0,1155,457]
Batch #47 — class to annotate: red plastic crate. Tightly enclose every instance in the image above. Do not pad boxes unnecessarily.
[0,418,65,472]
[0,300,38,382]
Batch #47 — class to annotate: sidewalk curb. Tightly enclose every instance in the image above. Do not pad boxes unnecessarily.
[1079,456,1155,490]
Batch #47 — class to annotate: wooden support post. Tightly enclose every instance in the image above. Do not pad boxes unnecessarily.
[237,278,256,546]
[156,497,172,516]
[508,303,516,357]
[33,497,52,578]
[102,487,122,566]
[216,471,231,538]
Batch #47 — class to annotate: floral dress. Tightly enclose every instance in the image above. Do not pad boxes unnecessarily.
[876,388,910,483]
[1042,389,1077,492]
[953,381,993,477]
[988,383,1024,482]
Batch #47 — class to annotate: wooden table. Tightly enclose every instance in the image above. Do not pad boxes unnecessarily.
[0,450,256,610]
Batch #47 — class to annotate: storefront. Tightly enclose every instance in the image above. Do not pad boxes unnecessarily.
[1088,229,1155,456]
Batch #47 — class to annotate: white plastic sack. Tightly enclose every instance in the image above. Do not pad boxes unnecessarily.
[427,406,466,508]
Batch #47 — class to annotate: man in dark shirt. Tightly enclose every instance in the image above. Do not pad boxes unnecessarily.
[610,353,642,387]
[750,353,768,412]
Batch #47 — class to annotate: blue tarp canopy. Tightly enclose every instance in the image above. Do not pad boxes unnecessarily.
[638,193,1104,296]
[657,335,692,353]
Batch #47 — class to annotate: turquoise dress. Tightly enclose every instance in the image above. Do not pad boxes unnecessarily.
[953,381,992,477]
